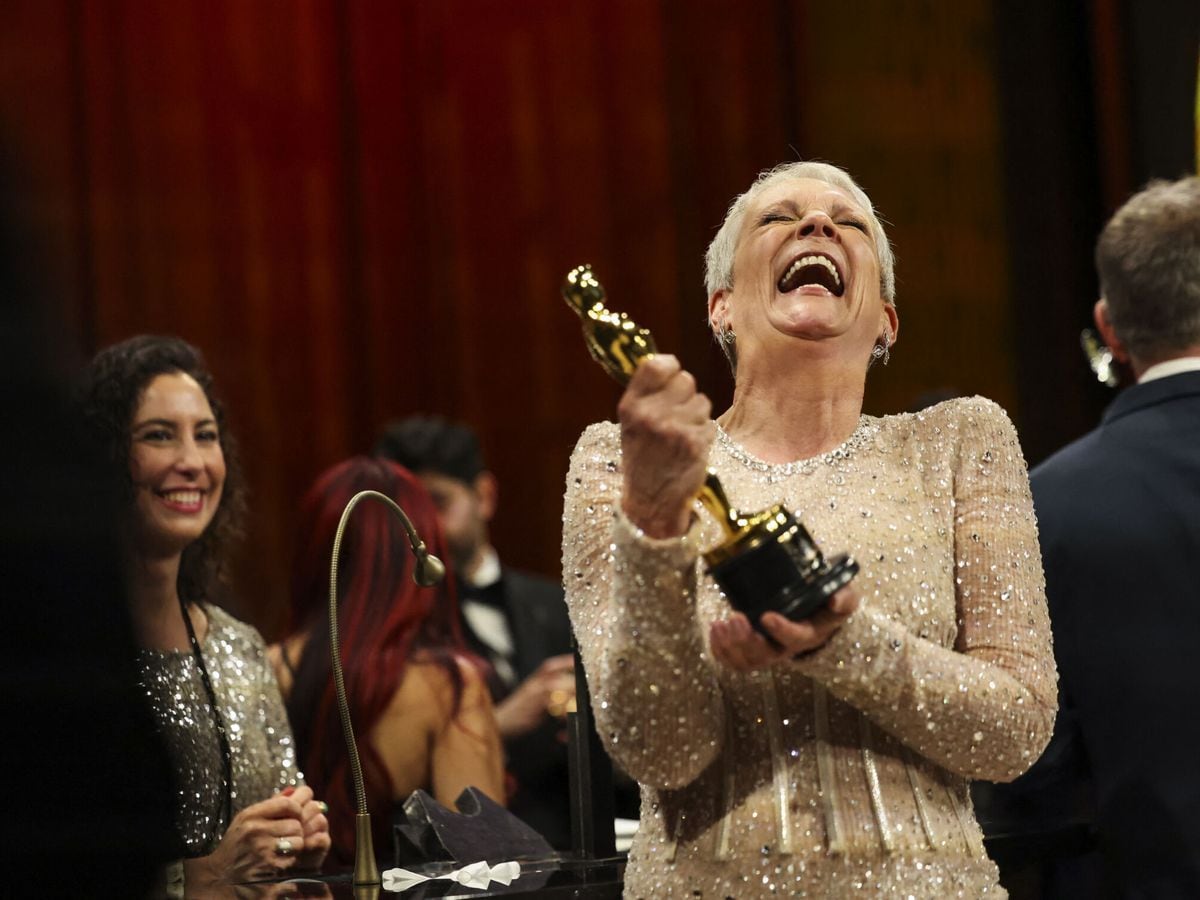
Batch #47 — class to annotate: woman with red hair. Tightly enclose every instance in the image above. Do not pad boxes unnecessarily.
[270,456,505,863]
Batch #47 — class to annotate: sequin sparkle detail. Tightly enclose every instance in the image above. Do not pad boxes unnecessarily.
[562,396,1056,898]
[715,416,880,477]
[137,604,301,855]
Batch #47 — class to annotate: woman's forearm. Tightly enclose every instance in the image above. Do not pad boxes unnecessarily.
[794,603,1055,781]
[564,424,725,790]
[795,399,1057,781]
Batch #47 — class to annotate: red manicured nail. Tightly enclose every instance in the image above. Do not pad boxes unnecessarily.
[281,786,296,797]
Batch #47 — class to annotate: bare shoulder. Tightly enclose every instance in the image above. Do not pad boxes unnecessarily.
[265,642,284,681]
[388,656,488,717]
[452,655,492,706]
[265,634,307,700]
[417,654,489,697]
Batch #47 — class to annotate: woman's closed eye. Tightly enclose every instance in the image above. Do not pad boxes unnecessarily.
[196,427,221,444]
[839,219,867,232]
[759,212,791,226]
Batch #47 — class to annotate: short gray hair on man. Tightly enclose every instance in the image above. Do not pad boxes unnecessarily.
[1097,175,1200,360]
[703,160,896,305]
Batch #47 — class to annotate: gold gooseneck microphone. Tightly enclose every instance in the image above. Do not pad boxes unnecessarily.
[562,264,859,633]
[328,490,446,887]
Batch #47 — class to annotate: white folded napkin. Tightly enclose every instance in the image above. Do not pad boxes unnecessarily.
[381,860,521,892]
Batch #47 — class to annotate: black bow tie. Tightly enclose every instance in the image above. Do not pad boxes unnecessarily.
[462,578,506,611]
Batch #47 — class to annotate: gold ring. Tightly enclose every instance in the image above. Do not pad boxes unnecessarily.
[318,800,329,815]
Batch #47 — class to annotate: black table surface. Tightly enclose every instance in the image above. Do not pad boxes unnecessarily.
[231,856,624,900]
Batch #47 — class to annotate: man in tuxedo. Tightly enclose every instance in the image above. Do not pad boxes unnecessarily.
[376,416,579,849]
[995,176,1200,898]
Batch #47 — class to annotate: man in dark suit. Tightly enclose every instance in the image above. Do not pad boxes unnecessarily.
[376,416,579,849]
[992,176,1200,898]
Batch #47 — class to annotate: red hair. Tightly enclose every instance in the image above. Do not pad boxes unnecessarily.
[284,456,475,863]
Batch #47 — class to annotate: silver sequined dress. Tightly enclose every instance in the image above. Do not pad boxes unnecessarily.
[137,603,301,856]
[562,397,1057,898]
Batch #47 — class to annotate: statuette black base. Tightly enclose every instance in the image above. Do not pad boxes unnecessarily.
[707,511,858,636]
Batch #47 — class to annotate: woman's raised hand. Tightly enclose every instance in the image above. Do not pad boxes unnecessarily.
[618,355,714,539]
[710,586,860,670]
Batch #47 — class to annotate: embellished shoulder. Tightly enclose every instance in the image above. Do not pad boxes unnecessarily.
[932,395,1026,473]
[570,420,621,461]
[204,603,269,660]
[876,395,1025,473]
[884,394,1015,437]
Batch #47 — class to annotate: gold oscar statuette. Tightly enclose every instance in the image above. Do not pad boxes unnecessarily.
[562,264,858,632]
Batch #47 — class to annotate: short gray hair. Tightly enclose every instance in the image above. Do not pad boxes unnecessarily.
[1097,176,1200,360]
[704,160,896,305]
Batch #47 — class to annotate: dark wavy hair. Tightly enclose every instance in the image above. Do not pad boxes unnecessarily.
[77,335,247,603]
[373,415,485,483]
[285,456,476,862]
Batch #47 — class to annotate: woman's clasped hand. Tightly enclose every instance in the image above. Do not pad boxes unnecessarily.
[184,786,330,885]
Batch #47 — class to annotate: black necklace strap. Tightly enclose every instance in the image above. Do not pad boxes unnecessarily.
[180,598,234,844]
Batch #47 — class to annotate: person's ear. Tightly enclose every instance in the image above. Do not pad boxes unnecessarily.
[473,471,498,523]
[708,289,732,333]
[1094,299,1130,363]
[881,303,899,349]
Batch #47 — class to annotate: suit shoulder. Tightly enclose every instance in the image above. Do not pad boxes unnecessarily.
[1030,427,1104,486]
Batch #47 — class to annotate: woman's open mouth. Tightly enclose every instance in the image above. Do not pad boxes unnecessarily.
[777,253,844,296]
[158,489,204,513]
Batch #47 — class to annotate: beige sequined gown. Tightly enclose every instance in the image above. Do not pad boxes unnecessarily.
[562,397,1057,898]
[138,603,302,855]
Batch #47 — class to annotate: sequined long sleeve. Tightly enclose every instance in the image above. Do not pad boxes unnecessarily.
[565,398,1056,897]
[792,399,1057,782]
[563,423,725,790]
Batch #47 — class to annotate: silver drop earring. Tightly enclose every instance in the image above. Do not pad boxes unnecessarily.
[872,335,891,366]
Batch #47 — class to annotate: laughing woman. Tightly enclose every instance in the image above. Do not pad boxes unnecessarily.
[562,161,1057,897]
[80,336,330,894]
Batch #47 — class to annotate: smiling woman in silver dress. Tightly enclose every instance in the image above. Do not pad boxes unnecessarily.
[81,335,331,894]
[562,161,1057,897]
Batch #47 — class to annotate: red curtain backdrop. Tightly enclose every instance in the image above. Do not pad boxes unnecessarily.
[0,0,1122,634]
